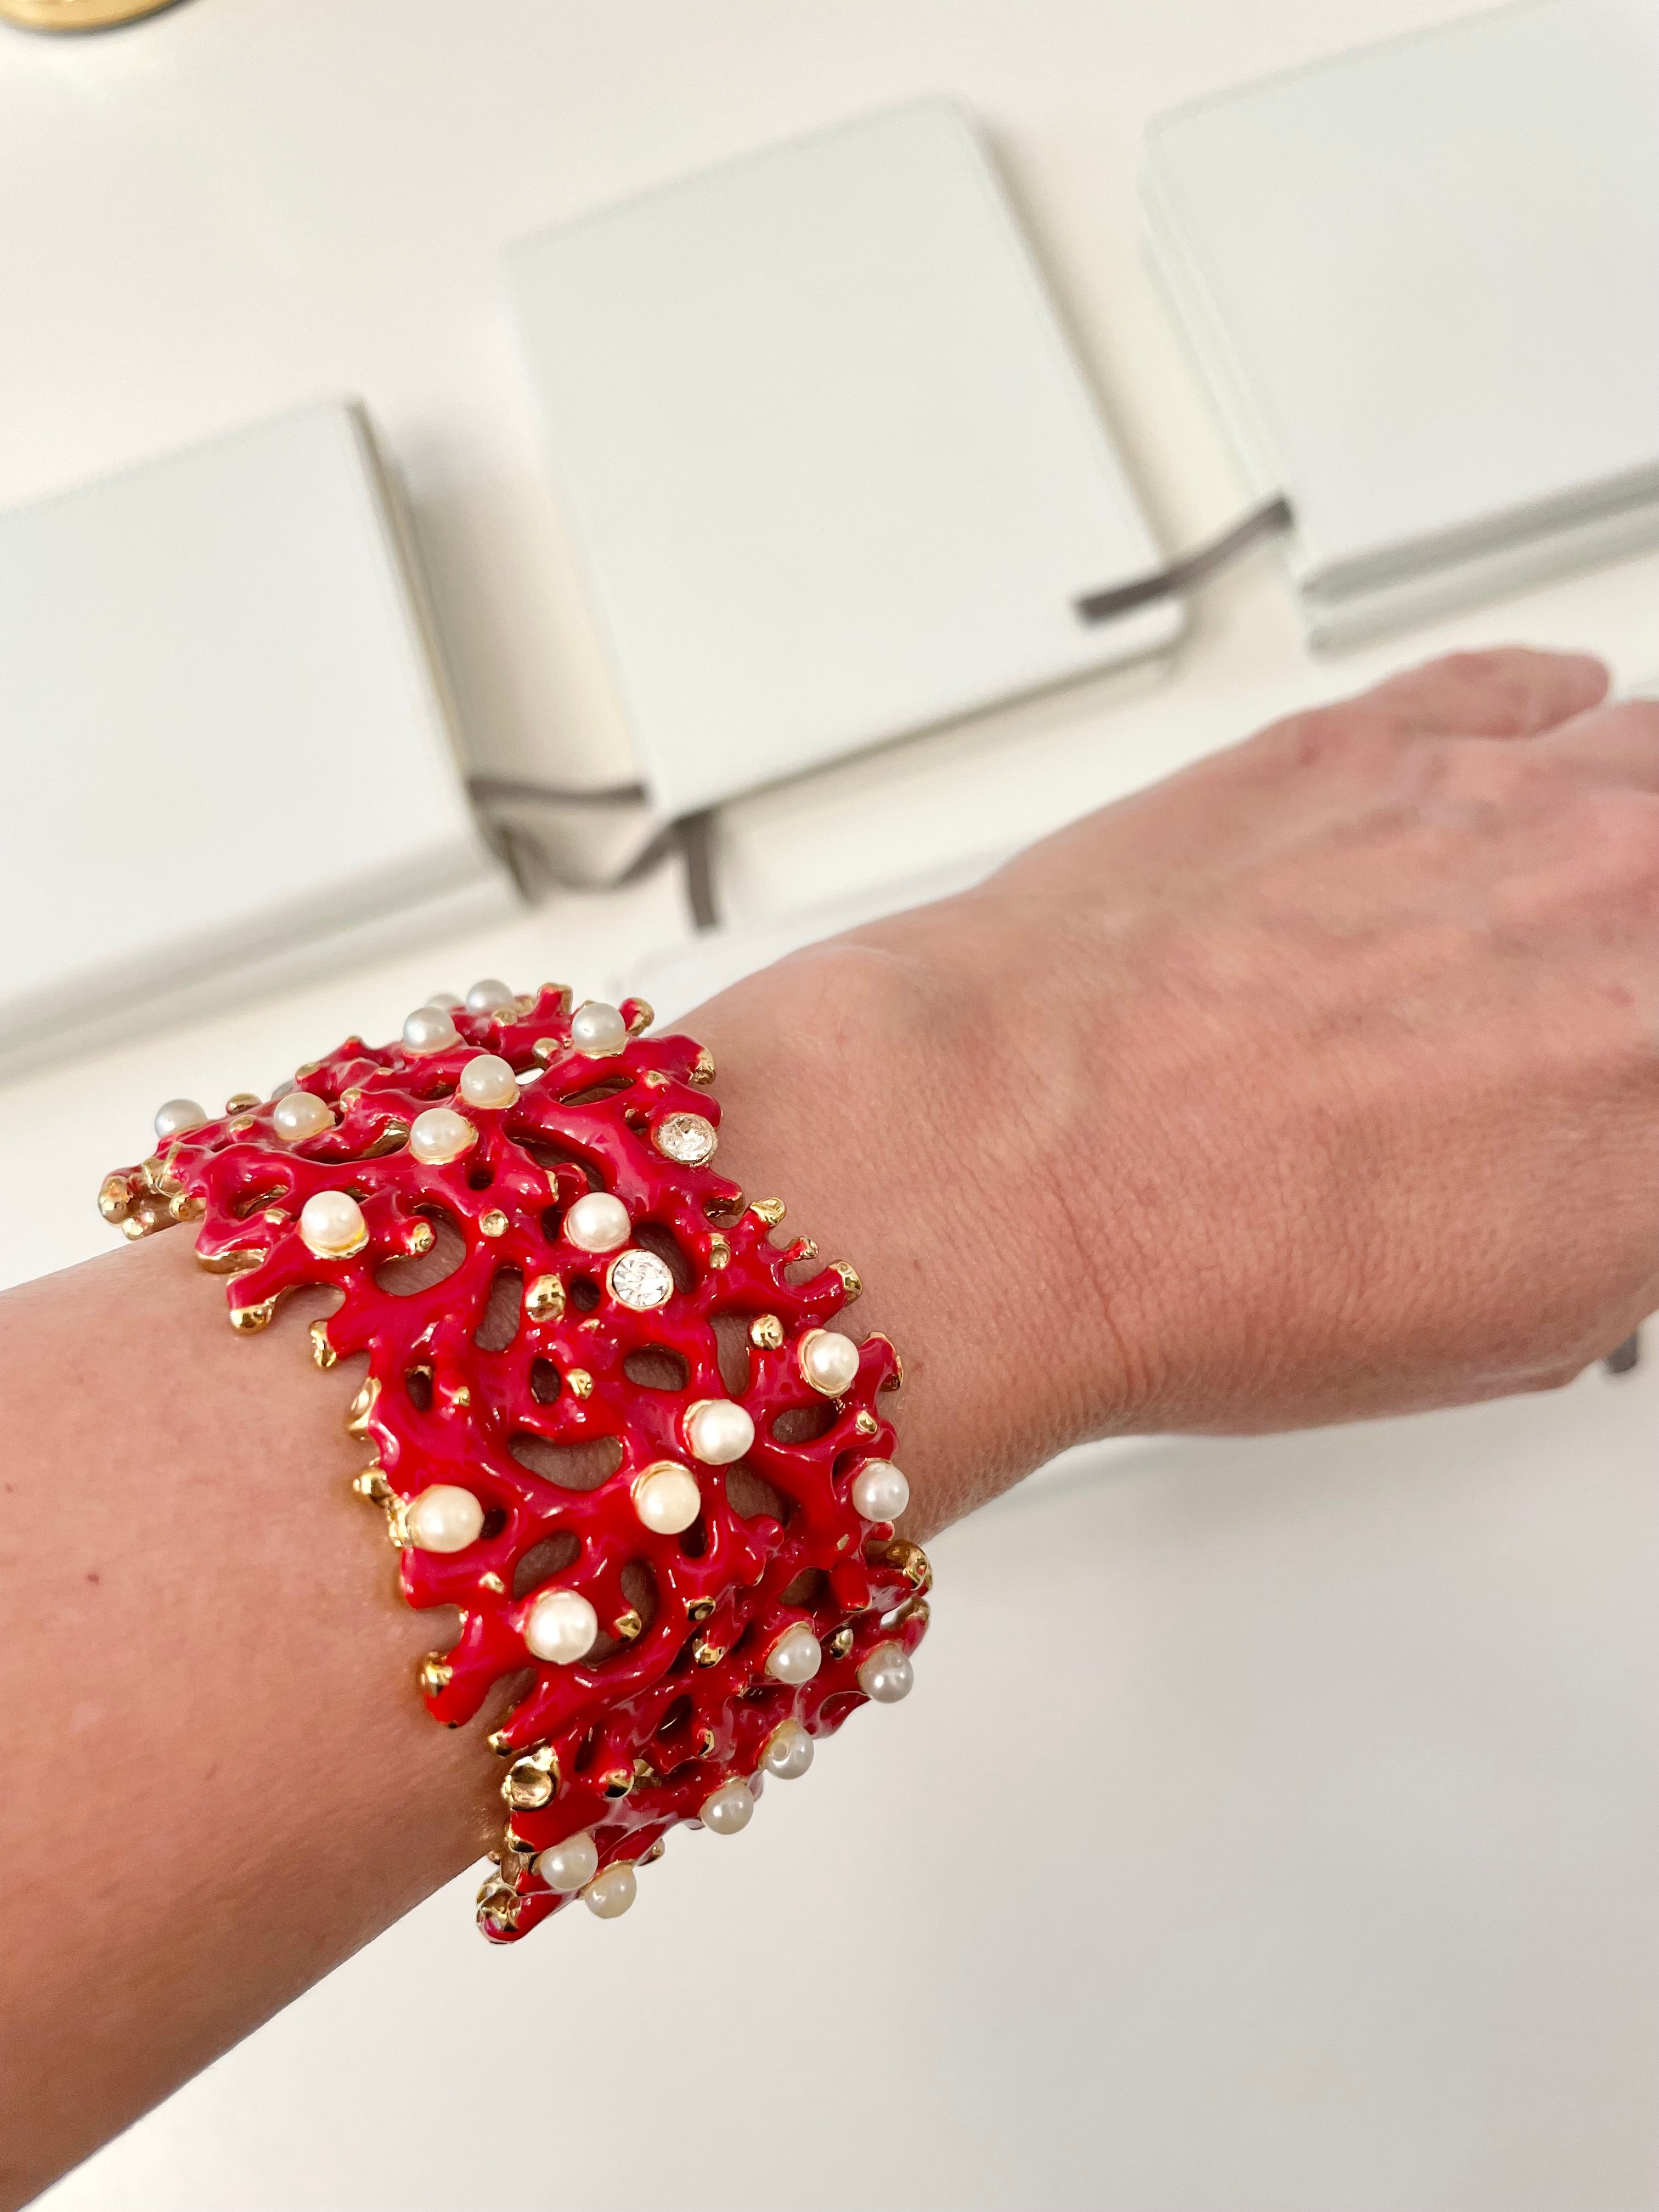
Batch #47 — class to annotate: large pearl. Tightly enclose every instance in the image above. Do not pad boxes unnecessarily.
[524,1587,599,1664]
[583,1862,636,1918]
[298,1189,368,1257]
[570,1000,628,1056]
[850,1459,910,1521]
[153,1097,205,1141]
[633,1462,703,1535]
[765,1622,823,1685]
[403,1005,459,1056]
[857,1641,914,1703]
[426,991,462,1009]
[563,1192,630,1252]
[701,1779,756,1835]
[466,977,516,1015]
[459,1053,519,1110]
[761,1719,815,1780]
[799,1328,861,1397]
[272,1090,333,1143]
[536,1831,599,1893]
[409,1106,477,1165]
[684,1398,754,1465]
[405,1483,486,1553]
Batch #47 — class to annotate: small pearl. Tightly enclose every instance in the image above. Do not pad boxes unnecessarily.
[466,977,515,1014]
[570,1000,628,1056]
[298,1189,368,1257]
[459,1053,520,1110]
[564,1191,630,1252]
[799,1328,861,1397]
[701,1779,755,1836]
[684,1398,755,1465]
[857,1642,915,1703]
[403,1005,459,1056]
[153,1097,205,1142]
[405,1484,485,1553]
[536,1831,599,1893]
[426,991,463,1009]
[761,1719,815,1780]
[583,1862,637,1918]
[272,1090,333,1144]
[409,1106,477,1166]
[633,1462,703,1535]
[850,1459,910,1522]
[765,1622,823,1685]
[524,1587,599,1664]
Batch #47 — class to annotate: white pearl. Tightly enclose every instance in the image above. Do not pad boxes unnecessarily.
[409,1106,477,1165]
[459,1053,520,1110]
[403,1005,459,1056]
[857,1641,914,1703]
[799,1328,861,1397]
[405,1484,486,1553]
[765,1622,823,1685]
[535,1831,599,1893]
[850,1459,910,1522]
[426,991,463,1009]
[563,1191,630,1252]
[761,1719,815,1780]
[153,1097,205,1141]
[466,977,515,1014]
[701,1779,755,1836]
[272,1090,333,1143]
[633,1462,703,1535]
[583,1862,637,1918]
[570,1000,628,1056]
[524,1587,599,1664]
[298,1189,368,1257]
[684,1398,755,1465]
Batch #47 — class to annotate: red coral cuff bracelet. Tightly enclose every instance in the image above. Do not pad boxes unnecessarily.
[100,980,930,1940]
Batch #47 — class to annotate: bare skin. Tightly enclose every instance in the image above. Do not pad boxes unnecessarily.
[2,646,1655,2204]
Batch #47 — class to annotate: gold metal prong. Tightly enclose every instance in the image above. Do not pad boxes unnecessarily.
[524,1273,566,1323]
[689,1045,716,1087]
[479,1209,509,1238]
[625,999,654,1035]
[407,1219,435,1256]
[309,1319,337,1369]
[749,1196,785,1227]
[229,1298,276,1333]
[346,1376,380,1434]
[612,1607,643,1641]
[749,1314,785,1351]
[417,1654,454,1697]
[98,1175,132,1222]
[854,1409,880,1436]
[224,1092,262,1115]
[832,1262,864,1301]
[707,1234,732,1268]
[565,1368,593,1399]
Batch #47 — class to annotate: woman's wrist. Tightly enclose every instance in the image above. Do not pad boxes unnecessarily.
[690,919,1149,1531]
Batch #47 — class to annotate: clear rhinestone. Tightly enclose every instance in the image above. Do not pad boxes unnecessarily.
[653,1112,717,1166]
[608,1248,675,1311]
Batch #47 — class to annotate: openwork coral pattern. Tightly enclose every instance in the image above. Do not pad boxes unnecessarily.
[100,984,929,1940]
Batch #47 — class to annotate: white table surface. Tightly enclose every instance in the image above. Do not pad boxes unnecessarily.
[2,2,1655,2207]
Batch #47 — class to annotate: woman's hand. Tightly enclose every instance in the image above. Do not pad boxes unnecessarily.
[701,647,1659,1526]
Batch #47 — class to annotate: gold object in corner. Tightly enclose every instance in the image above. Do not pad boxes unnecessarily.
[1,0,186,27]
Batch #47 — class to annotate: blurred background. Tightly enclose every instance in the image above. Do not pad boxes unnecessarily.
[2,2,1656,2207]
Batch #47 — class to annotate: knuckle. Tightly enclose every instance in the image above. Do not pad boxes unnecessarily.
[1266,703,1403,777]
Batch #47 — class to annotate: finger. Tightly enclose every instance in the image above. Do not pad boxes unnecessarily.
[1534,698,1659,787]
[1352,647,1610,738]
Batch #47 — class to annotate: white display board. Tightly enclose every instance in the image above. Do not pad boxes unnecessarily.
[0,402,510,1073]
[1144,0,1659,645]
[511,101,1184,818]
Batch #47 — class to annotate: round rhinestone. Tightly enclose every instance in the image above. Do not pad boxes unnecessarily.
[608,1248,675,1311]
[653,1112,717,1166]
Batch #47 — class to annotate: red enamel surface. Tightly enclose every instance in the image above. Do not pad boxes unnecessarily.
[104,986,927,1940]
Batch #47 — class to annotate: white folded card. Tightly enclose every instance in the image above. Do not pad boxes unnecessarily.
[1143,0,1659,647]
[0,401,512,1076]
[511,101,1184,821]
